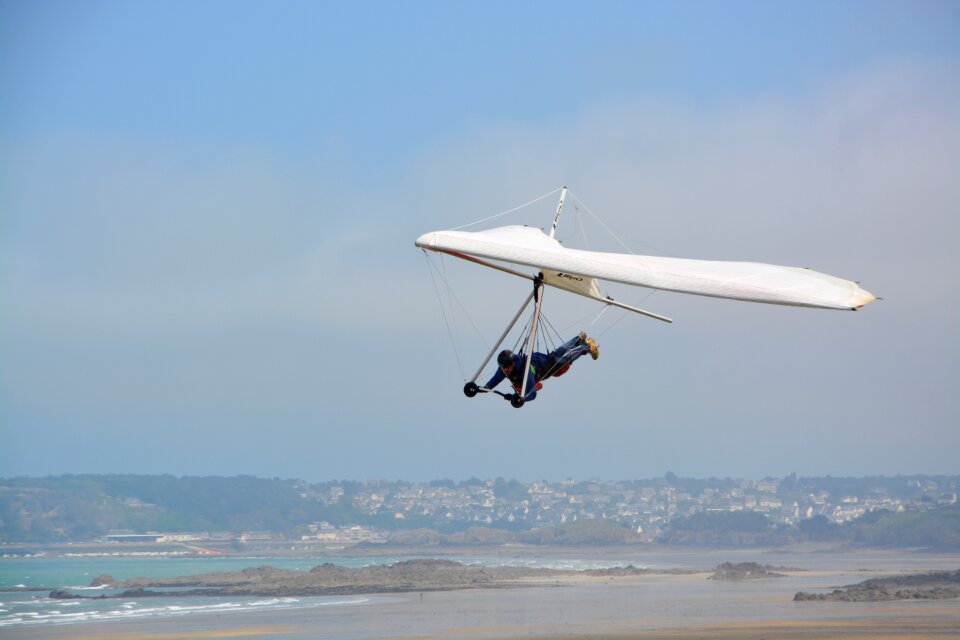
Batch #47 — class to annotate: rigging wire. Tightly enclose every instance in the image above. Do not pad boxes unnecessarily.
[573,202,590,251]
[588,304,611,329]
[426,252,488,346]
[511,318,531,354]
[537,311,588,380]
[559,303,610,335]
[595,307,631,340]
[439,253,460,357]
[424,249,511,383]
[568,190,678,258]
[423,250,466,380]
[451,187,563,231]
[567,192,635,255]
[532,321,549,380]
[565,190,671,332]
[595,288,659,339]
[539,311,564,351]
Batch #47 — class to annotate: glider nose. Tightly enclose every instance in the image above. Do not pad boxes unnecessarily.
[850,285,877,310]
[415,231,440,249]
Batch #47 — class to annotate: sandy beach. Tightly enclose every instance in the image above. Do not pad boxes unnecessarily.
[8,560,959,640]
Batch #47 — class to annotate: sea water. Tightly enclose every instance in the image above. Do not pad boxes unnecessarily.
[0,553,636,630]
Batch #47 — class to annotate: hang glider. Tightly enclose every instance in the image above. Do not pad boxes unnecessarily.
[416,187,876,407]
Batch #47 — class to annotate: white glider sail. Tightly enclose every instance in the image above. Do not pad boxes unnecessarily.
[416,224,876,312]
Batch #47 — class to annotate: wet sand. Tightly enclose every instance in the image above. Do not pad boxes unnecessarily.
[36,628,297,640]
[31,620,960,640]
[10,568,960,640]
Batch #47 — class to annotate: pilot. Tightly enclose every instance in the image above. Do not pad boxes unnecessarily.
[483,332,598,402]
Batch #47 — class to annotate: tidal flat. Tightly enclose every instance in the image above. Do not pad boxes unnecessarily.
[3,547,958,639]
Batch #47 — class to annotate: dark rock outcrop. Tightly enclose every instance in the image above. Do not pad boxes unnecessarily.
[709,562,789,580]
[795,569,960,601]
[89,573,117,587]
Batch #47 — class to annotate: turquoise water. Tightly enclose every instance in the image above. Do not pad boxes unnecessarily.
[0,555,407,590]
[0,556,390,630]
[0,554,633,591]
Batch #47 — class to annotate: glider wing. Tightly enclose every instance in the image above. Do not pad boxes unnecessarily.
[416,225,875,311]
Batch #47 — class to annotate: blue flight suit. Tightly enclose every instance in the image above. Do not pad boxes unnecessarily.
[483,335,589,401]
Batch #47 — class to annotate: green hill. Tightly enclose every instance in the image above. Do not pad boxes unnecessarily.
[848,508,960,549]
[518,519,642,545]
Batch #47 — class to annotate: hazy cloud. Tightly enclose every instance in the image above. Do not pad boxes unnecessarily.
[2,58,958,479]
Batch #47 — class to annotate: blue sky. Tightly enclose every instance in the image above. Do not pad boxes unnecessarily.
[5,1,957,158]
[2,1,958,481]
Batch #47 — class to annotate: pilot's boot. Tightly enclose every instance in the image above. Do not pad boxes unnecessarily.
[587,338,599,360]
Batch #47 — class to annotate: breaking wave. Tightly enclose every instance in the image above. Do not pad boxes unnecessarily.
[0,595,370,628]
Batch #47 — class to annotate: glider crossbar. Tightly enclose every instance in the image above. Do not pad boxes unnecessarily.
[599,296,672,323]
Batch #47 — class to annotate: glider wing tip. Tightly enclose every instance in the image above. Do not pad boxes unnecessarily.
[415,231,441,249]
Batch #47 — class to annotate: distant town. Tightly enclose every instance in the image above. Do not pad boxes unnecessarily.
[2,473,957,552]
[286,474,958,545]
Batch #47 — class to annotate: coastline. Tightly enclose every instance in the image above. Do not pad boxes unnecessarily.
[9,573,960,640]
[3,547,958,639]
[50,559,699,599]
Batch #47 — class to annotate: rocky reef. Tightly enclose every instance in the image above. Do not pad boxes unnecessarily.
[708,562,796,580]
[794,569,960,601]
[52,559,562,598]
